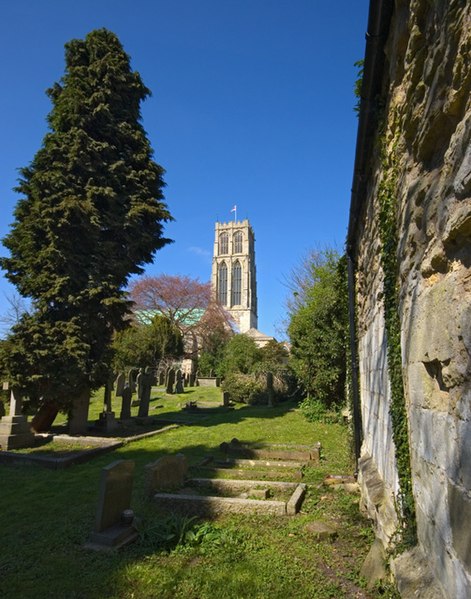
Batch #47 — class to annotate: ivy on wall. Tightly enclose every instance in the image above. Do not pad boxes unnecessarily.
[377,135,417,548]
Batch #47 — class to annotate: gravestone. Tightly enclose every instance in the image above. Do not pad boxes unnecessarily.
[189,373,196,387]
[128,368,138,393]
[158,371,165,386]
[85,459,138,550]
[115,372,125,397]
[266,372,275,407]
[68,390,90,435]
[0,390,35,450]
[120,384,132,420]
[166,368,175,394]
[134,368,143,407]
[144,453,188,497]
[175,369,184,394]
[137,367,153,417]
[164,367,171,389]
[222,391,231,407]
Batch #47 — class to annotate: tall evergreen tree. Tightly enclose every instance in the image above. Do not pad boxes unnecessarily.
[0,29,171,416]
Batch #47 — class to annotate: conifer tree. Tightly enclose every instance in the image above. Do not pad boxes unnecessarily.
[1,29,171,416]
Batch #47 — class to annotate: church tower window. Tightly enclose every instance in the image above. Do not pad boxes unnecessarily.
[233,231,243,253]
[232,261,242,305]
[219,232,228,255]
[218,262,228,305]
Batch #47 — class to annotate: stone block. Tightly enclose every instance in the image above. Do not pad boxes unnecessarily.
[360,537,387,588]
[0,415,35,450]
[144,453,188,496]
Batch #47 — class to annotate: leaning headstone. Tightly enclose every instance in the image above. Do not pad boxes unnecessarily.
[0,390,35,450]
[144,454,188,497]
[138,367,153,417]
[85,460,138,551]
[120,384,132,420]
[115,372,125,397]
[175,369,184,394]
[166,368,175,394]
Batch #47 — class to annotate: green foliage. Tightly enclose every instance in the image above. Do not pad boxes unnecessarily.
[377,133,417,547]
[220,334,261,376]
[0,29,171,406]
[113,315,183,370]
[222,372,267,404]
[255,339,289,373]
[288,250,348,409]
[353,59,364,115]
[299,397,343,424]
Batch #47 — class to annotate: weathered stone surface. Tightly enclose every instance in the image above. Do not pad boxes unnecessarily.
[68,390,90,435]
[448,482,471,574]
[94,460,135,533]
[352,2,471,597]
[360,537,387,589]
[144,453,188,496]
[391,546,446,599]
[303,521,338,541]
[154,493,287,516]
[0,391,35,450]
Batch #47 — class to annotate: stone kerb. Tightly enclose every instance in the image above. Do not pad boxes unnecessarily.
[219,439,322,463]
[153,479,307,517]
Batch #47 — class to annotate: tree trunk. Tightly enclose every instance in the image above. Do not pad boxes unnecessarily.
[31,402,59,433]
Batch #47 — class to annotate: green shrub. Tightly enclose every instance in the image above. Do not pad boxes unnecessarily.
[222,372,267,405]
[299,397,343,424]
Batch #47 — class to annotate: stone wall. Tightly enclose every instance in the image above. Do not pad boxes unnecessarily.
[353,1,470,597]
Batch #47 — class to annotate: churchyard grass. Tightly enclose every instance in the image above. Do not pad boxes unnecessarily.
[0,389,399,598]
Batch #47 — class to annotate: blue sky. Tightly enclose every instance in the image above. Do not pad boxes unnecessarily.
[0,0,369,338]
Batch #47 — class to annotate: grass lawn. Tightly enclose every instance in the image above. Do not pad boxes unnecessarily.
[0,388,399,598]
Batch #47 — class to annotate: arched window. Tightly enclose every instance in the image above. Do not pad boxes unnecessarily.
[219,232,228,255]
[218,262,228,305]
[232,261,242,305]
[233,231,243,253]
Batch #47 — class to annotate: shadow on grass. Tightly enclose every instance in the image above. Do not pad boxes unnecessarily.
[0,397,357,599]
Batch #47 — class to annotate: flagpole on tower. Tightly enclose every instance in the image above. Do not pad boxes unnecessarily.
[231,204,237,222]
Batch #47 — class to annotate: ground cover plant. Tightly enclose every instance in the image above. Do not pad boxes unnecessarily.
[0,388,399,598]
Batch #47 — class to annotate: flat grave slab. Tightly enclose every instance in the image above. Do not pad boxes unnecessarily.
[153,477,306,517]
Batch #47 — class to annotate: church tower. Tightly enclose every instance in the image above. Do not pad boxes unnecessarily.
[211,219,258,333]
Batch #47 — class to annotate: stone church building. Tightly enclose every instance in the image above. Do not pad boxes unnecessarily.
[348,1,470,597]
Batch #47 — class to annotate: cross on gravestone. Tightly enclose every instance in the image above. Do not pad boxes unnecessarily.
[85,460,138,551]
